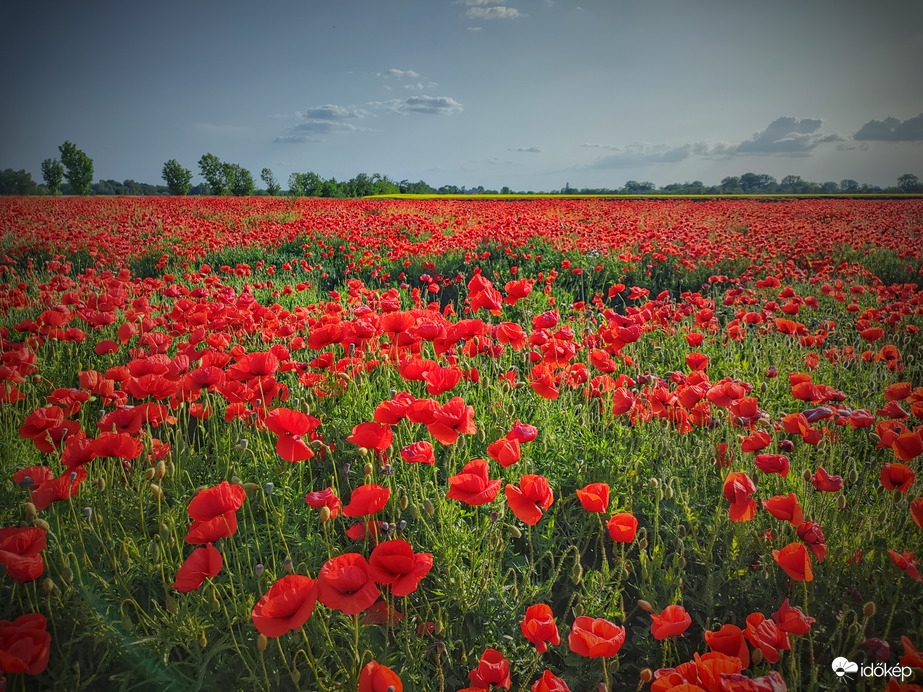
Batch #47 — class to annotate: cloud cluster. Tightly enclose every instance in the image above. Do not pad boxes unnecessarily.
[456,0,523,19]
[509,145,543,153]
[854,113,923,141]
[737,117,841,155]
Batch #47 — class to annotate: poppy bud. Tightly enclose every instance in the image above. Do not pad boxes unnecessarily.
[144,468,156,481]
[650,478,659,488]
[837,494,848,509]
[358,448,369,458]
[477,427,486,443]
[42,577,56,594]
[571,561,583,585]
[149,541,161,561]
[847,469,859,483]
[434,619,445,635]
[319,506,331,523]
[236,438,248,451]
[802,469,813,482]
[363,462,374,476]
[24,501,37,518]
[199,631,208,649]
[264,482,274,494]
[664,485,674,500]
[655,488,664,502]
[752,647,764,665]
[637,599,654,613]
[95,477,107,491]
[640,668,654,684]
[283,558,293,573]
[166,595,178,614]
[257,634,268,652]
[423,499,435,515]
[155,460,166,479]
[399,495,408,510]
[408,504,421,519]
[243,482,260,494]
[62,567,74,584]
[121,608,133,630]
[255,563,264,576]
[573,603,584,617]
[149,483,164,501]
[509,525,522,539]
[33,518,50,531]
[638,536,648,550]
[863,602,876,617]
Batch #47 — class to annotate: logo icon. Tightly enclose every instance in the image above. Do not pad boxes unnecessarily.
[831,657,859,680]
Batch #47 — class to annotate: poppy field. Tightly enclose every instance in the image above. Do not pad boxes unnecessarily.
[1,195,922,692]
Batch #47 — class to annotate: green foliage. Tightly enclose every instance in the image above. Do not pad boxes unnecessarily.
[198,153,226,195]
[260,168,280,196]
[0,168,41,195]
[58,141,94,195]
[41,159,64,195]
[162,159,193,195]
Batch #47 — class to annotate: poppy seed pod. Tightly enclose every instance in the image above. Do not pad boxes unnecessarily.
[640,669,654,683]
[837,494,848,509]
[637,599,653,613]
[257,634,268,652]
[33,518,50,531]
[863,602,876,617]
[423,499,435,515]
[42,577,55,594]
[149,484,164,501]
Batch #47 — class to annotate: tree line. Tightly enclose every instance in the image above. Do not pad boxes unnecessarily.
[2,142,922,196]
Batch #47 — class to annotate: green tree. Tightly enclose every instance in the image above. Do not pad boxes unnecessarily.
[59,141,94,195]
[162,159,193,195]
[839,179,859,193]
[198,153,226,195]
[897,173,923,193]
[223,163,254,196]
[260,168,280,196]
[0,169,40,195]
[288,172,305,197]
[41,158,64,195]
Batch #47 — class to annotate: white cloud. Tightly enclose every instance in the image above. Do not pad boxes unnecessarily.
[378,68,422,79]
[467,6,521,18]
[509,145,543,153]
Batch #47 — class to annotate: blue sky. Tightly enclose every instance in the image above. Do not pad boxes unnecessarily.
[2,0,921,191]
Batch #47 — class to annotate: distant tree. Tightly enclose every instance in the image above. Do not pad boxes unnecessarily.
[260,168,280,196]
[820,181,839,194]
[162,159,192,195]
[198,153,226,195]
[622,180,655,194]
[59,141,94,195]
[41,158,64,195]
[839,179,859,193]
[288,172,305,197]
[225,164,254,196]
[897,173,923,193]
[370,173,399,196]
[0,169,40,195]
[738,172,777,194]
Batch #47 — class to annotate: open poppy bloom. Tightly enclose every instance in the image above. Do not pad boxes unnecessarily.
[753,453,790,478]
[251,574,318,637]
[568,616,626,658]
[317,553,381,614]
[505,475,554,525]
[185,481,246,544]
[703,623,749,668]
[880,462,916,492]
[520,603,561,653]
[368,539,433,597]
[796,521,827,562]
[173,543,223,593]
[487,436,521,468]
[304,487,341,519]
[426,397,476,446]
[530,670,570,692]
[743,612,791,664]
[607,512,639,542]
[811,466,844,492]
[265,407,321,462]
[400,441,435,465]
[772,542,813,582]
[649,605,692,640]
[771,599,815,635]
[0,613,51,675]
[342,484,390,517]
[0,526,47,583]
[576,482,609,513]
[468,648,511,690]
[446,458,501,506]
[888,549,922,581]
[347,421,394,451]
[761,494,804,526]
[358,660,403,692]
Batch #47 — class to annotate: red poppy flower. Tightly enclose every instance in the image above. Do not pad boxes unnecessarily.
[811,466,843,492]
[685,352,709,372]
[568,616,626,658]
[0,527,46,583]
[505,475,554,525]
[576,483,610,513]
[531,670,571,692]
[185,481,246,544]
[265,407,321,462]
[796,522,827,563]
[772,542,813,582]
[374,392,416,425]
[496,322,528,349]
[423,366,463,395]
[901,636,923,668]
[468,648,511,690]
[740,430,772,453]
[650,605,692,640]
[880,462,916,492]
[30,466,87,512]
[704,623,749,668]
[0,613,51,675]
[723,472,757,522]
[343,484,390,517]
[529,366,560,400]
[400,441,435,465]
[911,497,923,530]
[347,421,394,451]
[92,432,144,460]
[753,453,790,478]
[761,494,804,526]
[771,599,815,635]
[427,397,476,446]
[487,436,522,468]
[743,613,791,665]
[368,539,433,596]
[507,419,538,442]
[446,458,501,506]
[251,574,318,637]
[317,553,381,614]
[173,543,223,593]
[304,487,341,519]
[888,549,922,581]
[611,388,635,415]
[892,431,923,462]
[358,660,403,692]
[607,512,638,542]
[520,603,561,653]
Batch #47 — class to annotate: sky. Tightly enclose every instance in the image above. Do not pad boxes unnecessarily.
[2,0,922,192]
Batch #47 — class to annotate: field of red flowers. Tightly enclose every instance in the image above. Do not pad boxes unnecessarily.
[1,196,922,692]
